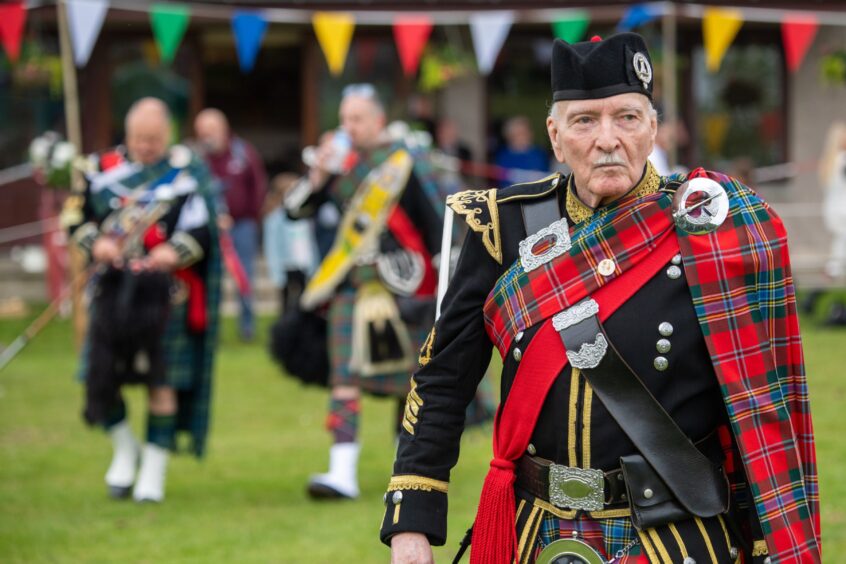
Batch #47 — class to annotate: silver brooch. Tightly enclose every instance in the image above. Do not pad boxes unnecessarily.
[566,333,608,369]
[672,177,729,234]
[633,52,652,90]
[552,299,599,332]
[519,217,571,272]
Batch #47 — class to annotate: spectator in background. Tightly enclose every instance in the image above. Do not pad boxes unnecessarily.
[194,109,267,341]
[434,118,473,197]
[494,115,549,186]
[649,111,689,176]
[821,122,846,283]
[262,173,318,314]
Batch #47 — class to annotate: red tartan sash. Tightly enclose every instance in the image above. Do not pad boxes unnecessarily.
[470,233,680,564]
[483,191,676,358]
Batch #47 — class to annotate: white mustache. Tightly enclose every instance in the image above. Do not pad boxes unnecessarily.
[593,154,625,166]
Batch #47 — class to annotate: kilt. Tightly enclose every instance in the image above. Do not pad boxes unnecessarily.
[328,285,429,398]
[514,487,741,564]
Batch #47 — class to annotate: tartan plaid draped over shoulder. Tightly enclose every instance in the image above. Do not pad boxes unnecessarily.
[482,170,820,562]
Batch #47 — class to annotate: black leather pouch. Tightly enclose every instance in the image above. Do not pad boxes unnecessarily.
[620,453,698,531]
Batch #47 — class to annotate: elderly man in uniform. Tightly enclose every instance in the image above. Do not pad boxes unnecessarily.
[70,97,221,503]
[383,34,820,564]
[288,84,445,500]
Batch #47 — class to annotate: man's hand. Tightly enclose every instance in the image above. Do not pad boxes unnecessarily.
[142,243,180,272]
[91,237,121,266]
[217,213,234,231]
[391,532,434,564]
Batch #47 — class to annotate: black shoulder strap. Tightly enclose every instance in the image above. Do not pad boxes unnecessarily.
[557,309,727,517]
[521,195,561,236]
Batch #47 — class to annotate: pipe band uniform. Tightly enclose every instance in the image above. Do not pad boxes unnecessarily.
[381,33,820,564]
[67,98,222,504]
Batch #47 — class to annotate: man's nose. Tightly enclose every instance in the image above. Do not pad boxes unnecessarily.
[595,118,620,152]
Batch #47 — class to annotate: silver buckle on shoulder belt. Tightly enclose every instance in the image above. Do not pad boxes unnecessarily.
[519,217,571,272]
[548,464,605,512]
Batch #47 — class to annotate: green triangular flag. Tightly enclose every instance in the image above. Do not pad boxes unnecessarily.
[150,3,190,64]
[552,12,590,44]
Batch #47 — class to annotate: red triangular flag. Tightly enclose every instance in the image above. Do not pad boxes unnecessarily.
[782,15,819,73]
[393,16,433,76]
[0,1,26,63]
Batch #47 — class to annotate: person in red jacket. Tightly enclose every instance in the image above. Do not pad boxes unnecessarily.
[194,108,267,340]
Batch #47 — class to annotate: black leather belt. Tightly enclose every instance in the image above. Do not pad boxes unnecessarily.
[514,431,724,512]
[516,455,629,509]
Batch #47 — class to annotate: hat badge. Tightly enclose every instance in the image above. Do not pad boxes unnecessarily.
[632,52,652,90]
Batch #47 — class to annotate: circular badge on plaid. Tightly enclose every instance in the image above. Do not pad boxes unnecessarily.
[536,537,605,564]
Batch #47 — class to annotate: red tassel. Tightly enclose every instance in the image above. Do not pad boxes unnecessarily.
[470,459,517,564]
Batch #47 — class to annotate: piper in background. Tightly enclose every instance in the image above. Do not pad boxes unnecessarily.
[69,98,221,503]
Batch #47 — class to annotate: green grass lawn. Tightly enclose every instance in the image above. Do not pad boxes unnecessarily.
[0,313,843,562]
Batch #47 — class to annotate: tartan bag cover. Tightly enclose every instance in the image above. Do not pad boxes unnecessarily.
[481,169,820,562]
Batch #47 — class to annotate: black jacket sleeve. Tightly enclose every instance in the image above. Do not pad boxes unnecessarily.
[380,228,500,546]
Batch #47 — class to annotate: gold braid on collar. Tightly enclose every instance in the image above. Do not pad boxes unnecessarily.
[566,161,661,224]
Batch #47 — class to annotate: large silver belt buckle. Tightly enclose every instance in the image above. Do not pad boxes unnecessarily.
[548,464,604,512]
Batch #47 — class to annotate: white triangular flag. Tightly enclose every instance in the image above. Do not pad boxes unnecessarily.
[67,0,109,67]
[469,11,514,75]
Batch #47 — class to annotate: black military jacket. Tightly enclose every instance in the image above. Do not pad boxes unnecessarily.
[379,166,727,546]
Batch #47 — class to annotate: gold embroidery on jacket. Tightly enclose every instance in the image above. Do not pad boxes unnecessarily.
[418,328,435,367]
[446,189,502,264]
[566,161,661,224]
[387,474,449,493]
[402,377,424,435]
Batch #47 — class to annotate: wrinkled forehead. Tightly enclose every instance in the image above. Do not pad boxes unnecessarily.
[340,95,383,119]
[560,93,652,118]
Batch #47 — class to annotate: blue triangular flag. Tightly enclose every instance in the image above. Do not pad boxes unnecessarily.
[232,11,268,73]
[618,5,659,31]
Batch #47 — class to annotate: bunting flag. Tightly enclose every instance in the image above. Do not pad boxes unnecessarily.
[703,8,744,72]
[617,4,660,31]
[469,11,513,75]
[313,12,355,76]
[552,12,590,44]
[150,3,191,64]
[0,1,26,63]
[782,15,819,73]
[393,16,433,77]
[67,0,109,67]
[231,11,268,73]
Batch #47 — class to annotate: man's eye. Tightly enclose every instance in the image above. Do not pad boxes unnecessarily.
[576,116,592,124]
[622,114,637,121]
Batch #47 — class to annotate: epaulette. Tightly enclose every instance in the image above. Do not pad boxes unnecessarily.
[446,173,562,264]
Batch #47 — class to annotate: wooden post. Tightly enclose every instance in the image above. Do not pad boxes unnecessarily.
[56,0,88,348]
[662,5,678,169]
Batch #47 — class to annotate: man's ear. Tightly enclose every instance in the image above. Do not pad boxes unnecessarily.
[547,116,566,163]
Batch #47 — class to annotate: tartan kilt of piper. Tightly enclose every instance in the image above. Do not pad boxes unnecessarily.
[513,487,746,564]
[328,285,430,398]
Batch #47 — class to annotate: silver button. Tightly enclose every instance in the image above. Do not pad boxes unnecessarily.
[666,265,682,279]
[392,491,403,504]
[527,443,536,455]
[729,547,738,559]
[654,356,669,371]
[763,559,771,564]
[515,331,524,343]
[551,176,559,188]
[671,254,682,265]
[597,259,616,277]
[683,558,696,564]
[658,322,673,337]
[643,488,654,499]
[513,347,522,362]
[656,338,671,354]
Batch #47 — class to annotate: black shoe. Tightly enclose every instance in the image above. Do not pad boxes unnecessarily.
[108,485,132,500]
[306,481,355,500]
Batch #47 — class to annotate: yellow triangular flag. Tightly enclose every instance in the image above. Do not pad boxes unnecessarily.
[703,8,743,72]
[313,12,355,75]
